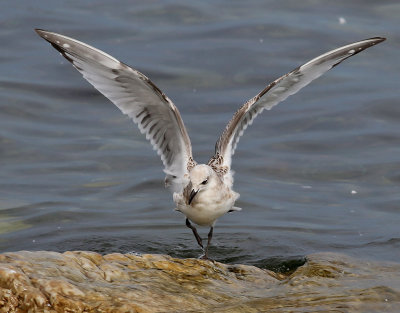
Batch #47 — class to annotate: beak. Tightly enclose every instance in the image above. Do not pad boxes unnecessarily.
[188,189,198,205]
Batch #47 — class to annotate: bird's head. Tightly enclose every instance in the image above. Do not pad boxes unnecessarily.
[187,164,217,205]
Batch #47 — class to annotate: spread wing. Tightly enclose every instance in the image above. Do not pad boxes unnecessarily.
[210,37,385,179]
[36,29,195,192]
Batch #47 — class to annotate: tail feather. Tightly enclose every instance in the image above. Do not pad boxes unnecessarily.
[228,206,242,213]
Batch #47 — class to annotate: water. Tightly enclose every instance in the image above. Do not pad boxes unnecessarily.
[0,1,399,270]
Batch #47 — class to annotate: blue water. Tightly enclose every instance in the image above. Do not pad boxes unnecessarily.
[0,1,399,268]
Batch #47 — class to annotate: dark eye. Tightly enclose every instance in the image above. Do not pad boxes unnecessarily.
[201,179,208,185]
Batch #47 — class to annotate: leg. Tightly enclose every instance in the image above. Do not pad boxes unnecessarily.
[202,227,214,260]
[185,218,203,250]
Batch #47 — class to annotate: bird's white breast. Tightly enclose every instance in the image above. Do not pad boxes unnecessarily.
[174,188,239,227]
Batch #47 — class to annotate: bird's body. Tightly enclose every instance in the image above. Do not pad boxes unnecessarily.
[35,29,385,259]
[174,164,240,227]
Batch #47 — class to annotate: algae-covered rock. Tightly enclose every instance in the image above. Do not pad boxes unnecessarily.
[0,251,399,312]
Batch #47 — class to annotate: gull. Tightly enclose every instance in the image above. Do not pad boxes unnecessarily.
[35,29,385,259]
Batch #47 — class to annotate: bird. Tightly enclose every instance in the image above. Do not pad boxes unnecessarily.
[35,29,385,259]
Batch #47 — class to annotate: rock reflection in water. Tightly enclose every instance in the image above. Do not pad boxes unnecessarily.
[0,251,399,312]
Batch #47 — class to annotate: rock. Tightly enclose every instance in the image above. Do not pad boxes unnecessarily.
[0,251,399,312]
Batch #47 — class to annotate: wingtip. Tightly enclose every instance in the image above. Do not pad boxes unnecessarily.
[35,28,49,39]
[369,36,386,44]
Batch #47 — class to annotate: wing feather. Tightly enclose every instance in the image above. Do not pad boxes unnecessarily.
[210,37,385,177]
[36,29,195,192]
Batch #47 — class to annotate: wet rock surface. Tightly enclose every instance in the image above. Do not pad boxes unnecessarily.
[0,251,399,312]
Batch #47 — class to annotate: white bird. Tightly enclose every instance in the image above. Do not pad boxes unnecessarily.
[35,29,385,259]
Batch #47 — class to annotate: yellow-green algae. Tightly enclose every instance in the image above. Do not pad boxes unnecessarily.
[0,214,30,235]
